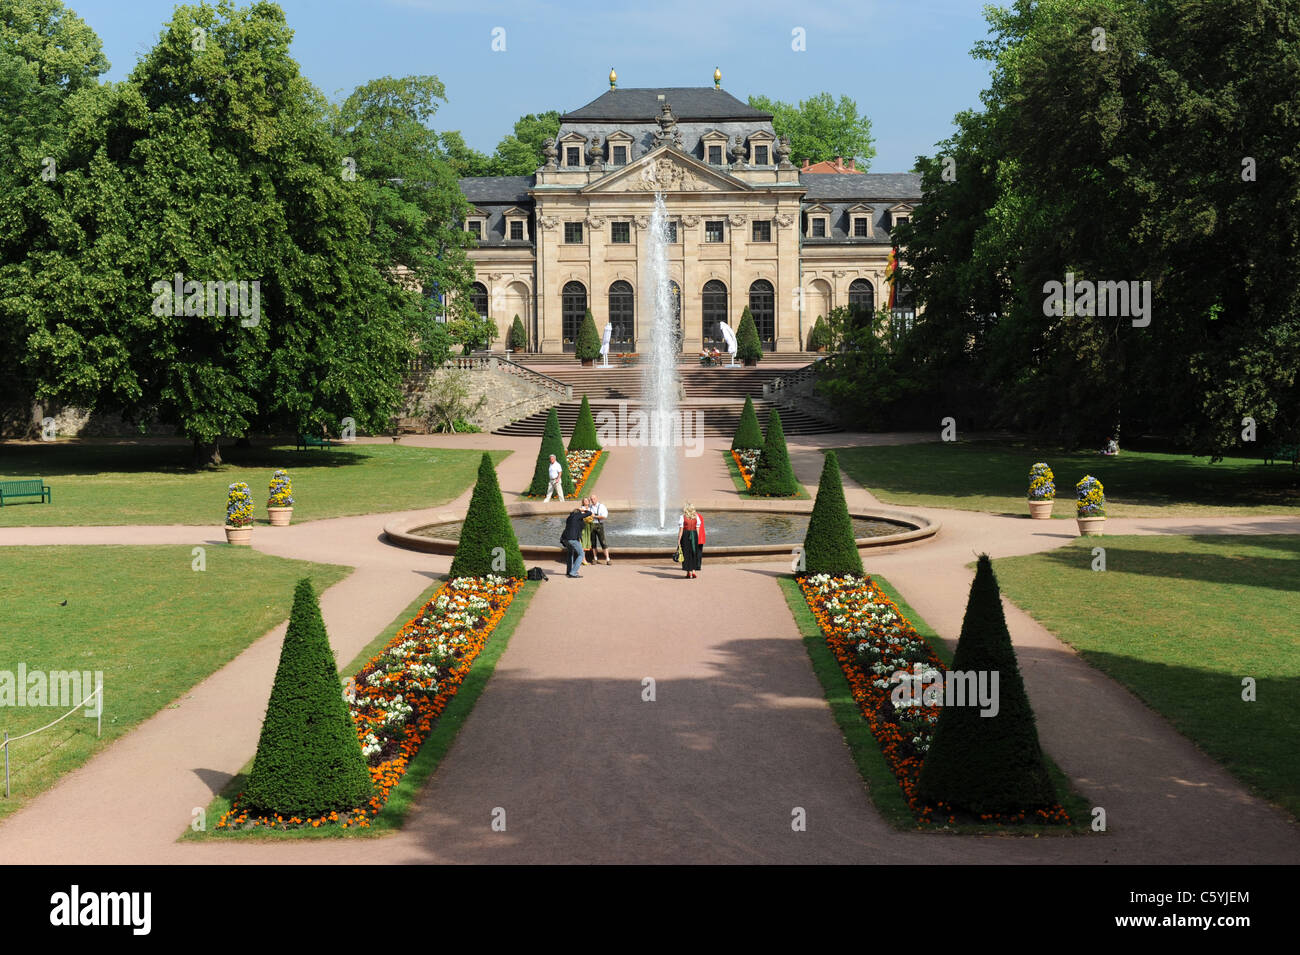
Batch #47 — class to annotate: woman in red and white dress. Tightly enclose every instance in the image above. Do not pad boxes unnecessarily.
[676,504,706,579]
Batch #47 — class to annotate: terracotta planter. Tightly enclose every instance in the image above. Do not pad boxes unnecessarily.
[1076,515,1106,536]
[581,358,594,367]
[267,506,293,526]
[1028,499,1054,519]
[225,524,252,545]
[743,357,758,367]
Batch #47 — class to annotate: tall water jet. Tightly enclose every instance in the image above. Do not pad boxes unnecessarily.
[638,191,681,529]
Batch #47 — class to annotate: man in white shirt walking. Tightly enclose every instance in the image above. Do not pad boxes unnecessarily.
[544,453,564,502]
[588,494,610,564]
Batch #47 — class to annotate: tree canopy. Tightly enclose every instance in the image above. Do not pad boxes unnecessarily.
[748,92,875,168]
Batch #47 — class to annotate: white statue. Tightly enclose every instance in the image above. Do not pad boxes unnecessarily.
[600,322,613,367]
[718,321,739,367]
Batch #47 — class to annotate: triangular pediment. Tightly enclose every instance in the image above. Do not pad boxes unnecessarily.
[581,146,750,195]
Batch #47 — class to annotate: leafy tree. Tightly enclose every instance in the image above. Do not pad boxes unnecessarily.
[736,307,762,363]
[1,2,446,465]
[0,0,109,424]
[731,396,763,450]
[748,408,799,496]
[508,314,527,351]
[916,555,1056,815]
[526,406,574,496]
[814,306,921,429]
[801,450,863,576]
[449,451,525,578]
[490,110,560,176]
[748,92,876,168]
[575,309,600,361]
[806,316,829,351]
[243,578,374,816]
[568,394,601,452]
[437,129,493,177]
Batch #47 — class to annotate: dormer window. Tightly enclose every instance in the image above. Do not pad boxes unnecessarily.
[708,145,723,164]
[612,145,628,166]
[465,210,487,240]
[853,219,869,237]
[502,206,529,243]
[701,129,729,166]
[847,203,874,239]
[889,203,914,229]
[603,130,634,169]
[811,219,826,238]
[753,145,769,166]
[805,203,832,239]
[565,146,581,167]
[746,130,775,167]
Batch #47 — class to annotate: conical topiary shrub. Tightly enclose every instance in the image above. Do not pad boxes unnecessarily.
[568,394,602,452]
[915,555,1057,815]
[736,306,762,364]
[243,578,374,817]
[802,450,863,576]
[508,315,527,352]
[450,451,526,578]
[575,309,601,362]
[526,407,575,497]
[807,315,829,351]
[731,396,764,451]
[748,408,799,496]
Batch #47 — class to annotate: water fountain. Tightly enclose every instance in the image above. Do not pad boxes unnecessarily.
[637,191,680,530]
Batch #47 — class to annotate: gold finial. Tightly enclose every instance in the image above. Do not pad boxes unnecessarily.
[609,67,617,90]
[713,67,721,89]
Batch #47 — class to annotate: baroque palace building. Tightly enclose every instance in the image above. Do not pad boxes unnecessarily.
[454,71,919,355]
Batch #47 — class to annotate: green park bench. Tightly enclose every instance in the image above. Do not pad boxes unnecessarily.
[1263,444,1298,468]
[0,478,52,506]
[296,432,334,451]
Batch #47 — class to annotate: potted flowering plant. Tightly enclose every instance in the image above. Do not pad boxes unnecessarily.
[225,482,253,544]
[266,469,294,525]
[1027,462,1055,519]
[1075,474,1106,535]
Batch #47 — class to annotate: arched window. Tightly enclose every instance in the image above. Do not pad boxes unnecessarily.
[848,279,874,318]
[702,280,728,347]
[469,282,489,320]
[608,280,635,350]
[748,279,775,349]
[562,281,587,352]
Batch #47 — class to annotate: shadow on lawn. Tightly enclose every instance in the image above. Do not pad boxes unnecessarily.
[1,441,376,476]
[1027,538,1300,593]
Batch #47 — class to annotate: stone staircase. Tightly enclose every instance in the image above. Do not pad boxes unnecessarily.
[492,358,840,436]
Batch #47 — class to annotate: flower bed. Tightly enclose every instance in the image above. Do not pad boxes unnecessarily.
[568,449,602,496]
[731,448,761,489]
[216,574,522,831]
[798,573,1070,827]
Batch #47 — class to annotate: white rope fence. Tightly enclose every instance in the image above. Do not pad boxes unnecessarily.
[2,675,101,798]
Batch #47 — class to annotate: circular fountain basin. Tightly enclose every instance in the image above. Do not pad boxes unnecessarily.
[385,500,938,560]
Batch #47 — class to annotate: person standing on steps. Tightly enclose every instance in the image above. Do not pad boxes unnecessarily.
[589,493,611,565]
[544,453,564,502]
[677,503,705,579]
[561,505,587,577]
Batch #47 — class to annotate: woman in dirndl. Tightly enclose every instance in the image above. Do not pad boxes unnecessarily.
[677,503,704,579]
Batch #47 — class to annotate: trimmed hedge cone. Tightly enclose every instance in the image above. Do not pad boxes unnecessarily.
[243,578,374,817]
[508,315,527,352]
[575,309,601,362]
[526,407,575,497]
[568,394,602,452]
[801,450,863,576]
[915,555,1057,815]
[450,452,526,579]
[736,306,762,363]
[731,396,764,451]
[748,408,799,496]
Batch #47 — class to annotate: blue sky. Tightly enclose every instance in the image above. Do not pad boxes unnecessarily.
[72,0,996,172]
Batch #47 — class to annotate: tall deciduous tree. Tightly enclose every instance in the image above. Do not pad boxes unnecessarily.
[748,92,876,168]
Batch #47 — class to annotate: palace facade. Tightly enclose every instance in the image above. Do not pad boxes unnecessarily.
[456,76,919,354]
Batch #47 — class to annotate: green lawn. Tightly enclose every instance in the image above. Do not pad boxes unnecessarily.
[0,546,348,822]
[0,441,509,526]
[833,441,1299,516]
[994,535,1300,821]
[193,578,539,839]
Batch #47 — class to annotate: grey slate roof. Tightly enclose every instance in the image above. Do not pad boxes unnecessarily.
[800,172,921,200]
[561,87,772,123]
[458,175,534,203]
